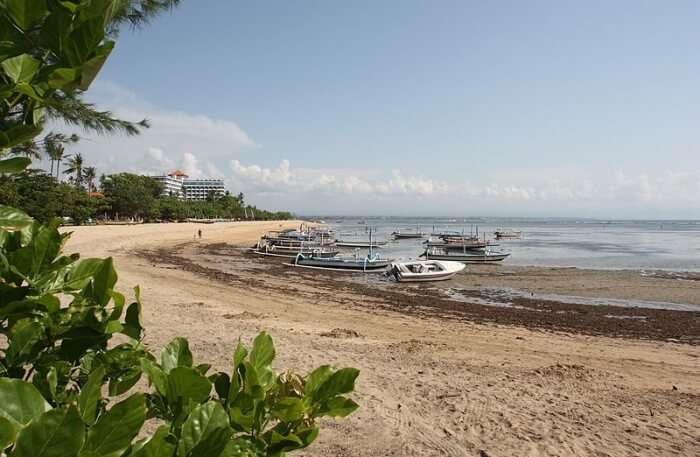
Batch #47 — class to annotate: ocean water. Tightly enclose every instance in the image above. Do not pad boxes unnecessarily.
[317,217,700,272]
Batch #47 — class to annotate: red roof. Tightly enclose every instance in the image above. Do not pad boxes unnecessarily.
[168,169,189,177]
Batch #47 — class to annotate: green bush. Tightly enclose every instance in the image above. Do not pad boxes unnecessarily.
[0,162,359,456]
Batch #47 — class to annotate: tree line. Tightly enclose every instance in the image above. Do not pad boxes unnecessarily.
[0,168,293,224]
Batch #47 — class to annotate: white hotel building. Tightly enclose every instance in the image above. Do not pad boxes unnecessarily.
[152,170,226,201]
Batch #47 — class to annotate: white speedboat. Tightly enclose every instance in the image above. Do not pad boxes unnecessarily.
[390,260,465,282]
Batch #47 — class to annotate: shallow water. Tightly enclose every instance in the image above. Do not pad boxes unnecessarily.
[321,216,700,272]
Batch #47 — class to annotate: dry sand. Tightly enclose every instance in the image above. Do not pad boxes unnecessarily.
[64,222,700,457]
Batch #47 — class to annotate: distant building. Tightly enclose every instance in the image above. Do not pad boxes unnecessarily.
[152,170,225,201]
[183,178,226,200]
[153,170,187,199]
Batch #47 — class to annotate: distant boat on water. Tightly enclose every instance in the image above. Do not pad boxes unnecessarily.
[392,229,426,240]
[494,229,522,239]
[335,240,388,248]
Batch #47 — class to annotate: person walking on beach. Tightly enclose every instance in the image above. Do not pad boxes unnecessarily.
[198,229,202,239]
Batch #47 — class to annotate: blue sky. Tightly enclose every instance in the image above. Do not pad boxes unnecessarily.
[75,1,700,217]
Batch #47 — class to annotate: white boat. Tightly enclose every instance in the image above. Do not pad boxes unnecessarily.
[421,247,510,263]
[293,253,391,272]
[390,260,465,282]
[251,244,339,258]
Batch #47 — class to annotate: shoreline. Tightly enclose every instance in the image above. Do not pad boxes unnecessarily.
[136,242,700,345]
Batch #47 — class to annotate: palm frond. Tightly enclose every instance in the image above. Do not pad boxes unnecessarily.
[108,0,181,33]
[44,93,150,136]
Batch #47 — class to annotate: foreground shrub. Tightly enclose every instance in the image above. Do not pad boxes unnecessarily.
[0,167,358,456]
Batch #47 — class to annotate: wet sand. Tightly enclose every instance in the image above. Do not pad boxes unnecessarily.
[64,222,700,457]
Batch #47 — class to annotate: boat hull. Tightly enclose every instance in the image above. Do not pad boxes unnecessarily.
[252,248,339,258]
[293,255,391,271]
[335,241,387,248]
[421,252,510,263]
[392,233,425,239]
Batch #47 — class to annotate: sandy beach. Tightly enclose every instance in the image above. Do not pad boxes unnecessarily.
[64,221,700,457]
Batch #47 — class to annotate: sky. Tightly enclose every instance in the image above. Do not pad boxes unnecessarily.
[64,0,700,218]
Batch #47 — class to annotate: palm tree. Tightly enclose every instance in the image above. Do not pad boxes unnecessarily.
[83,166,97,192]
[11,140,42,160]
[46,143,61,177]
[63,153,85,188]
[42,132,80,176]
[48,145,67,179]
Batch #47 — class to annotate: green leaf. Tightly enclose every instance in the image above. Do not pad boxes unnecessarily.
[232,341,248,368]
[227,341,248,405]
[5,318,44,366]
[48,67,79,89]
[90,256,117,305]
[270,397,305,422]
[314,368,359,402]
[219,438,261,457]
[249,332,275,371]
[0,378,51,435]
[318,396,359,418]
[6,0,48,31]
[78,366,105,425]
[40,7,72,57]
[129,425,176,457]
[165,367,211,404]
[304,366,332,398]
[63,258,107,290]
[80,41,113,90]
[0,157,31,174]
[64,17,105,67]
[11,406,85,457]
[0,416,17,450]
[107,368,141,396]
[0,124,42,149]
[1,53,40,83]
[140,358,167,396]
[14,81,43,99]
[210,372,230,402]
[79,393,146,457]
[295,426,319,447]
[122,290,143,340]
[28,218,63,276]
[0,205,33,231]
[161,337,193,373]
[268,431,304,453]
[177,401,232,457]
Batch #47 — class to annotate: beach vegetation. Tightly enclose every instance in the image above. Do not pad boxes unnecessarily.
[0,1,357,455]
[0,170,294,223]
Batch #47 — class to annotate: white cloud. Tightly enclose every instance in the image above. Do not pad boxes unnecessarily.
[229,159,449,197]
[228,158,700,217]
[54,80,256,178]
